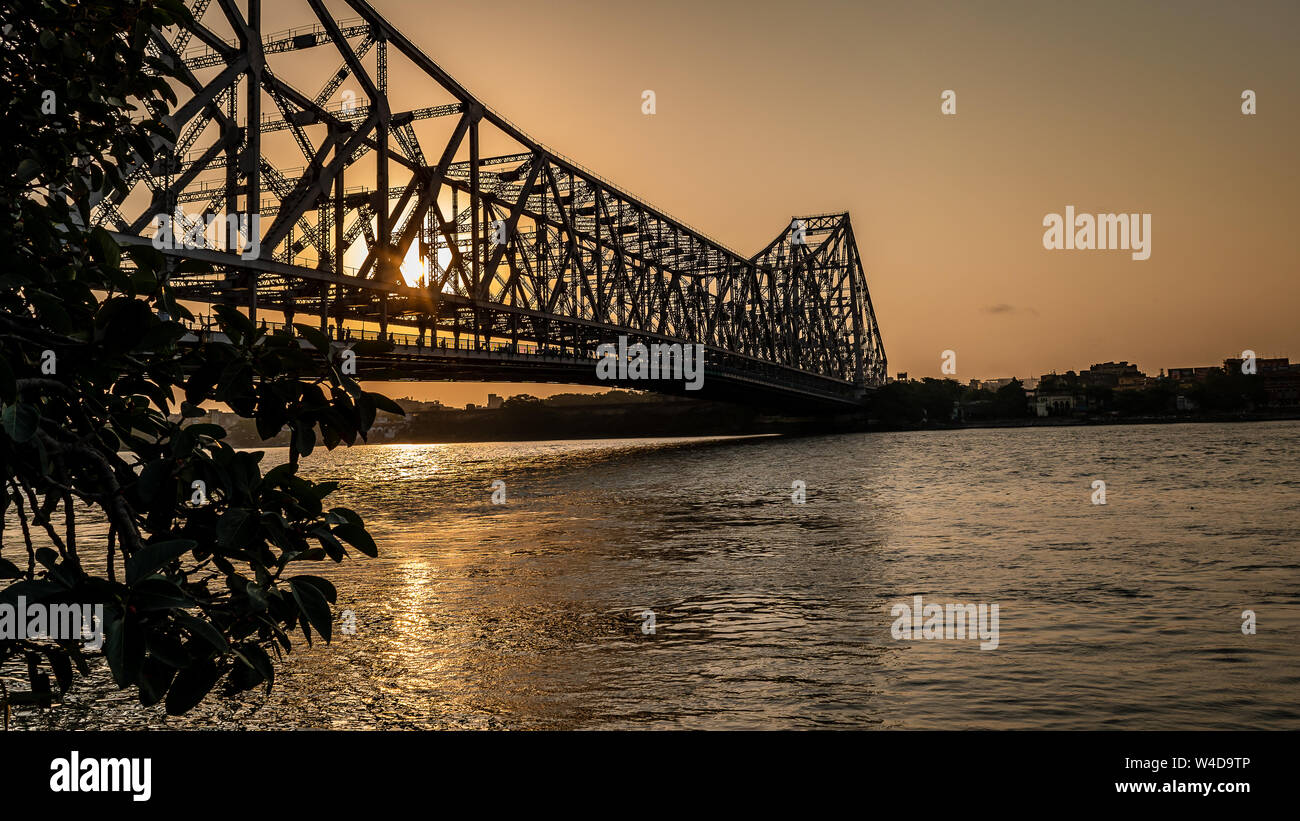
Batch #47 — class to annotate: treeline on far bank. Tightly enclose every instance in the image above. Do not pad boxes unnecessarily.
[396,396,813,442]
[872,371,1283,427]
[212,373,1294,449]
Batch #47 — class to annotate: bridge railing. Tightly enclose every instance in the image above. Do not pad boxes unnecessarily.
[183,314,555,357]
[179,316,859,402]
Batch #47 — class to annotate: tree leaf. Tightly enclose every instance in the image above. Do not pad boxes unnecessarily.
[104,611,145,688]
[293,323,331,352]
[125,538,197,585]
[129,576,195,611]
[89,226,121,271]
[216,507,256,549]
[174,611,228,653]
[1,402,41,443]
[0,356,15,404]
[288,577,332,643]
[214,304,254,344]
[290,574,337,604]
[184,423,226,440]
[367,391,405,416]
[16,157,41,184]
[138,656,177,707]
[164,659,221,715]
[332,523,377,558]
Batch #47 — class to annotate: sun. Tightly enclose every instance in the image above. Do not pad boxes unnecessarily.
[398,245,457,289]
[399,243,425,287]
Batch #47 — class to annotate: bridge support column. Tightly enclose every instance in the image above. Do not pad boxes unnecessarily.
[469,119,479,297]
[325,160,342,334]
[244,0,262,324]
[224,82,239,325]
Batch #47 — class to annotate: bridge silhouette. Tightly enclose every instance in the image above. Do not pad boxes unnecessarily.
[100,0,887,411]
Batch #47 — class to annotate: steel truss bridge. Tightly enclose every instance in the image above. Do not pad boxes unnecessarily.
[98,0,887,411]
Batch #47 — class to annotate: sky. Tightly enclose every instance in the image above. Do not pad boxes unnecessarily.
[200,0,1300,405]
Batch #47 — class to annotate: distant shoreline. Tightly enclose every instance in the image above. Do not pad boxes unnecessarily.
[867,410,1300,434]
[225,406,1300,449]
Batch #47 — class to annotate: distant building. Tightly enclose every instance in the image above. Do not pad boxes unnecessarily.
[1167,366,1220,385]
[1037,370,1081,393]
[394,397,445,414]
[1084,361,1144,389]
[1034,394,1077,417]
[1223,356,1291,375]
[1035,363,1148,402]
[1266,370,1300,406]
[486,393,504,409]
[1116,373,1151,391]
[969,377,1019,392]
[465,403,477,410]
[1224,356,1300,406]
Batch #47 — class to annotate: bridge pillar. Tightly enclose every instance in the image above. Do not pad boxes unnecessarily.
[469,119,480,295]
[325,159,343,334]
[244,0,262,324]
[224,77,239,326]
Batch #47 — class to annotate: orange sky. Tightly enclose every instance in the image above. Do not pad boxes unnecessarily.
[219,0,1300,405]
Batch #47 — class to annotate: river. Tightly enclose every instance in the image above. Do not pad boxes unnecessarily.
[20,421,1300,729]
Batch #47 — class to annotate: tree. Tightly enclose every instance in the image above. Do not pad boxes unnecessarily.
[1,0,399,715]
[871,378,965,425]
[871,381,923,425]
[916,377,963,422]
[503,394,543,409]
[992,379,1029,418]
[1190,371,1266,412]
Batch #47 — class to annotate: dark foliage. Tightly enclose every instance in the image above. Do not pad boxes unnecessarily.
[1,0,400,714]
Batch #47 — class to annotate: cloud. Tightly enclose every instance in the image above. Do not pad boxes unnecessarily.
[983,303,1038,316]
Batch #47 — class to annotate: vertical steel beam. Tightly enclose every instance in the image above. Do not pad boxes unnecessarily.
[329,161,344,334]
[224,88,239,297]
[469,119,480,291]
[244,0,261,322]
[376,35,389,335]
[468,117,480,348]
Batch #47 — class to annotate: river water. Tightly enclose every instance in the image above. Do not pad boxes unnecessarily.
[19,421,1300,729]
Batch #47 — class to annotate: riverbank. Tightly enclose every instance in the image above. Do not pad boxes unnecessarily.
[216,400,1300,448]
[868,409,1300,434]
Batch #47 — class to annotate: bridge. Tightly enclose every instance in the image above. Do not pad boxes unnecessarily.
[98,0,887,411]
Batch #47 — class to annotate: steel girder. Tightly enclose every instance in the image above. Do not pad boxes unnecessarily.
[98,0,887,406]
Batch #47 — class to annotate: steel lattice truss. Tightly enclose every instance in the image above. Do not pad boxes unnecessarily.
[99,0,887,406]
